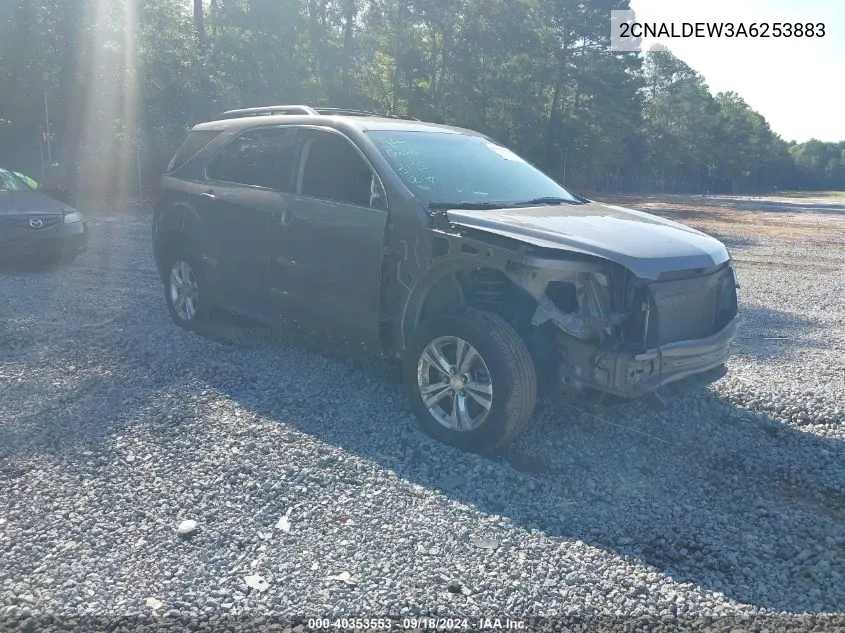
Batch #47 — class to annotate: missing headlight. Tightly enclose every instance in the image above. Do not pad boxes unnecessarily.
[546,281,578,313]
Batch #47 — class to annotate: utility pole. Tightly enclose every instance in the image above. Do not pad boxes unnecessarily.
[137,143,143,201]
[194,0,205,51]
[44,87,53,165]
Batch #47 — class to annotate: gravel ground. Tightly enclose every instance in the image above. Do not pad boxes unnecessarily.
[1,198,844,631]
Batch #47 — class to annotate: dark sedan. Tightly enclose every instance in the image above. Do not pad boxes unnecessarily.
[0,167,87,264]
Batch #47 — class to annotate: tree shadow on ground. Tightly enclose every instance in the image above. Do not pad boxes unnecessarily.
[701,197,845,216]
[597,193,845,217]
[0,258,71,274]
[693,228,758,250]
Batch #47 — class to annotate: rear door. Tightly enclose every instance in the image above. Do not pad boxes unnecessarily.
[201,127,301,311]
[268,127,388,346]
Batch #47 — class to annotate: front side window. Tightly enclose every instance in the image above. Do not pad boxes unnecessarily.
[207,127,300,192]
[298,130,385,209]
[366,130,578,207]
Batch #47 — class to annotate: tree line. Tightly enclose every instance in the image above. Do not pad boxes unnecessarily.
[1,0,842,197]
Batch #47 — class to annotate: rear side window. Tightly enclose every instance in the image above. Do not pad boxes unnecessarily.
[206,128,300,192]
[166,130,222,173]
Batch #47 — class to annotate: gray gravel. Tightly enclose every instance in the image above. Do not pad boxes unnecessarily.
[1,203,844,630]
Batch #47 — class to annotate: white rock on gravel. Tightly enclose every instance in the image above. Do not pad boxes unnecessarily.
[244,574,270,592]
[276,509,292,532]
[326,571,358,586]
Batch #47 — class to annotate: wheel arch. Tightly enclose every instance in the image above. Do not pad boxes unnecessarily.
[153,228,195,282]
[153,199,204,282]
[401,260,475,350]
[400,258,538,353]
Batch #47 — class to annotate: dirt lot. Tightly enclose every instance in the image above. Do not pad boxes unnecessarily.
[1,193,844,629]
[596,192,845,243]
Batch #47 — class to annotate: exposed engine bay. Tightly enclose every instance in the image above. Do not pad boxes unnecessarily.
[504,254,739,397]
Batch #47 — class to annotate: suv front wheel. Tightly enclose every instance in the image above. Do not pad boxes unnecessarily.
[403,307,538,454]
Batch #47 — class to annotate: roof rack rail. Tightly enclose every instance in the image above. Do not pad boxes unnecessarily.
[216,104,420,122]
[218,105,319,119]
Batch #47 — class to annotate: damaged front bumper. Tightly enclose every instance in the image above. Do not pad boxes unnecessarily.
[557,314,739,398]
[505,251,739,399]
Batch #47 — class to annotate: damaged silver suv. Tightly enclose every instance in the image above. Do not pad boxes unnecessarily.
[153,105,739,453]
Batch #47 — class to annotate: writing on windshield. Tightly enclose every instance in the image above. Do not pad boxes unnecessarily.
[380,137,436,189]
[367,130,576,206]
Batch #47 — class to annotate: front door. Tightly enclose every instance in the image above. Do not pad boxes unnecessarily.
[268,128,388,346]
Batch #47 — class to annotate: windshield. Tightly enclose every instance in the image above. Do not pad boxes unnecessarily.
[0,169,32,192]
[366,130,577,207]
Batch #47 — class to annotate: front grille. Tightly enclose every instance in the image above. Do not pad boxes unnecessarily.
[714,267,739,331]
[649,266,735,345]
[3,215,62,230]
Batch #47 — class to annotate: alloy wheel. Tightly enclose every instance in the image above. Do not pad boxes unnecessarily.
[416,335,494,431]
[169,259,199,322]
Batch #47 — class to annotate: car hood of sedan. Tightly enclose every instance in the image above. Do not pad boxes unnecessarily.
[446,201,730,280]
[0,190,75,215]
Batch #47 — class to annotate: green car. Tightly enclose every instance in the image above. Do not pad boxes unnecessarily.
[12,171,38,189]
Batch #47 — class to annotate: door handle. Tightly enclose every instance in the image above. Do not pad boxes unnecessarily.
[199,190,216,199]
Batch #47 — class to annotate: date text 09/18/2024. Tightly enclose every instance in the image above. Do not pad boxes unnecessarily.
[405,619,525,630]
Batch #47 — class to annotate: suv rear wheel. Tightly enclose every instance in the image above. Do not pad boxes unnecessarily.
[403,307,537,454]
[163,248,211,330]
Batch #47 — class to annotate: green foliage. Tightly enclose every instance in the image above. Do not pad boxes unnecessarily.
[0,0,841,193]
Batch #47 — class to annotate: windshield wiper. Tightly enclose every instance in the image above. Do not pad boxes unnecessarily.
[427,196,583,211]
[511,196,581,206]
[427,201,512,210]
[428,197,582,211]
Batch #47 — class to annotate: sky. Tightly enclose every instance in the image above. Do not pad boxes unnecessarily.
[628,0,845,143]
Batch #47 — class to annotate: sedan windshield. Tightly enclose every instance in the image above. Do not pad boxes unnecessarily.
[0,169,32,192]
[366,130,578,207]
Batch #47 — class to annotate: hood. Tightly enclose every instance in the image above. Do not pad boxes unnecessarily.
[0,190,75,215]
[446,201,730,280]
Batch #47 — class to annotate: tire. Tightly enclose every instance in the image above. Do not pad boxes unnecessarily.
[403,306,537,454]
[58,252,80,265]
[162,245,212,331]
